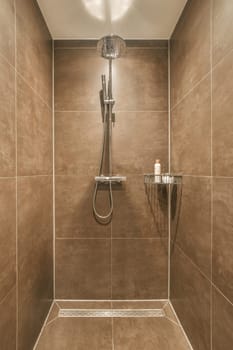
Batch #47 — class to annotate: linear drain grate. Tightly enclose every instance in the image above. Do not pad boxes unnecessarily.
[58,309,165,318]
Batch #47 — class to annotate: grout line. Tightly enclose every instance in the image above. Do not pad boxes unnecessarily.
[0,176,16,180]
[17,174,53,178]
[171,71,211,112]
[165,316,180,327]
[54,110,169,113]
[55,299,169,302]
[14,0,18,348]
[52,39,56,300]
[210,1,213,349]
[175,243,211,283]
[16,70,52,110]
[55,237,167,240]
[168,301,194,350]
[168,39,171,300]
[44,316,58,328]
[33,301,55,350]
[211,282,233,309]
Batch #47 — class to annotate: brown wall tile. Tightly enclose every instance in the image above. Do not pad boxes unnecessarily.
[55,48,168,112]
[17,76,52,176]
[55,48,107,111]
[55,44,169,300]
[0,179,16,301]
[172,176,211,278]
[170,245,211,350]
[212,50,233,177]
[0,56,15,177]
[18,176,53,350]
[112,175,168,238]
[213,178,233,304]
[55,175,111,238]
[113,48,168,111]
[16,0,52,106]
[170,0,210,106]
[212,286,233,350]
[55,112,102,175]
[112,112,168,175]
[112,238,168,299]
[212,0,233,67]
[171,77,211,175]
[55,239,111,299]
[0,287,17,350]
[0,0,15,66]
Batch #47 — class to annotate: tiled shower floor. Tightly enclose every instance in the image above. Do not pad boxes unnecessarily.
[35,301,192,350]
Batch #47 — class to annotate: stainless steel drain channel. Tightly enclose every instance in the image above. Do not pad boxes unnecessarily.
[58,309,165,318]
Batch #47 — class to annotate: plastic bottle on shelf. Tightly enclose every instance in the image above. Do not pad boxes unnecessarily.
[154,159,161,184]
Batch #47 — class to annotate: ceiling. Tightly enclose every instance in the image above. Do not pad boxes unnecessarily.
[37,0,187,40]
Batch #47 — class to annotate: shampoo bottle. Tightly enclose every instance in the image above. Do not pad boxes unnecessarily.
[154,159,161,183]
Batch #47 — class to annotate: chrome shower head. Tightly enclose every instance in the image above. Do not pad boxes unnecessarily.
[97,35,126,59]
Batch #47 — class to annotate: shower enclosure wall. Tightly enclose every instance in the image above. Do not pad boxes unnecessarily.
[1,0,233,349]
[54,40,169,300]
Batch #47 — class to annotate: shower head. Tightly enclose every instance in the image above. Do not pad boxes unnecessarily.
[97,35,126,59]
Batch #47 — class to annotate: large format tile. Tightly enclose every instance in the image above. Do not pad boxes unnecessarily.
[0,287,16,350]
[212,286,233,350]
[113,48,168,111]
[18,176,53,350]
[17,76,53,176]
[36,318,112,350]
[213,0,233,67]
[212,50,233,176]
[55,239,111,299]
[55,47,168,112]
[171,245,211,350]
[55,112,102,175]
[112,238,168,299]
[112,111,168,175]
[16,0,52,106]
[112,175,168,238]
[0,179,16,301]
[54,48,107,111]
[171,76,211,175]
[170,0,210,106]
[0,0,15,65]
[113,317,190,350]
[55,175,111,238]
[213,178,233,303]
[0,56,15,177]
[172,176,211,278]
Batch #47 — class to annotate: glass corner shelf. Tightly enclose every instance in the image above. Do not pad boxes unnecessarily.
[144,173,182,185]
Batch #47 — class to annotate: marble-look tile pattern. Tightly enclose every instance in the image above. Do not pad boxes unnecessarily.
[212,49,233,177]
[170,0,210,106]
[172,176,211,278]
[55,239,111,299]
[18,176,53,350]
[0,56,15,177]
[212,0,233,67]
[171,245,211,350]
[0,287,17,350]
[0,0,15,65]
[16,0,52,106]
[17,76,53,176]
[0,179,16,301]
[212,286,233,350]
[112,238,168,299]
[171,76,211,176]
[213,178,233,304]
